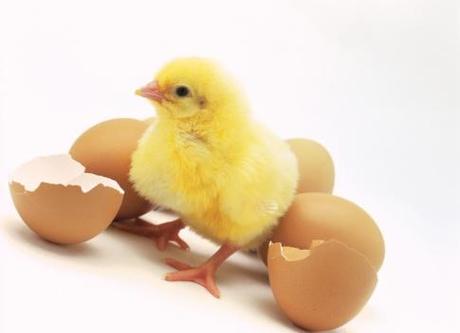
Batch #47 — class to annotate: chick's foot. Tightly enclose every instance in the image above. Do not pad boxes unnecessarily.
[112,218,189,251]
[164,243,240,298]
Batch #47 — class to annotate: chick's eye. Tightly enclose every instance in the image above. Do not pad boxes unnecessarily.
[175,86,190,97]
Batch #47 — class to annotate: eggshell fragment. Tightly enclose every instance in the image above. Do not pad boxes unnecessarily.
[261,193,385,271]
[268,241,377,331]
[287,138,335,194]
[70,118,152,220]
[9,155,124,244]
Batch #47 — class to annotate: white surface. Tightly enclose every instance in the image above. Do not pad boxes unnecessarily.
[1,0,459,332]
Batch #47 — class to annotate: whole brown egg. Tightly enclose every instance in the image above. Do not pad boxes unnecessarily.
[287,138,335,194]
[70,118,153,220]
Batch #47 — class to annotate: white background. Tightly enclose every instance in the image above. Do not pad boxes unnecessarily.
[1,0,459,332]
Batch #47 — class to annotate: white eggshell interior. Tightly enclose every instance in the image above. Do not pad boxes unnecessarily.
[68,173,124,194]
[10,154,124,194]
[277,243,312,262]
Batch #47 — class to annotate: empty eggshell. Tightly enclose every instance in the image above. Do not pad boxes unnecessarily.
[287,138,335,194]
[268,241,377,331]
[70,118,152,220]
[9,155,124,244]
[261,192,385,271]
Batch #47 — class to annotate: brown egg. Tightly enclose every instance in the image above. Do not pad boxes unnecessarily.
[9,155,124,244]
[287,138,335,193]
[268,241,377,331]
[70,118,152,220]
[261,193,385,270]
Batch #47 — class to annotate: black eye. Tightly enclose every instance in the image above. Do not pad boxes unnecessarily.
[175,85,190,97]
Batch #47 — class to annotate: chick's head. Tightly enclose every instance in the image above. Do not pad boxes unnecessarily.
[136,58,247,120]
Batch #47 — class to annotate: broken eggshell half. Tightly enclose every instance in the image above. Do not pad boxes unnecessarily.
[267,240,377,332]
[9,154,124,245]
[260,193,385,271]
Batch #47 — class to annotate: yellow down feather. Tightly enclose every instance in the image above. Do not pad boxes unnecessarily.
[130,58,298,248]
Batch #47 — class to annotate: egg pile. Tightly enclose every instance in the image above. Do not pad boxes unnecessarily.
[260,138,384,331]
[9,118,154,244]
[8,119,384,332]
[69,118,153,220]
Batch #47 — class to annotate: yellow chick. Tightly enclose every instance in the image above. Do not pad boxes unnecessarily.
[127,58,298,297]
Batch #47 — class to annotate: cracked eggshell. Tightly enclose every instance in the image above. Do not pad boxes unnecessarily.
[287,138,335,194]
[9,155,124,244]
[268,241,377,331]
[70,118,152,220]
[261,192,385,271]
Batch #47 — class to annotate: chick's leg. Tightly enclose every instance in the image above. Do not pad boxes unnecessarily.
[165,243,240,298]
[112,218,189,251]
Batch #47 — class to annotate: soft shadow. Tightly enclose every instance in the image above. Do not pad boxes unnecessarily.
[252,295,346,333]
[5,215,272,289]
[217,259,268,287]
[4,218,99,257]
[105,227,173,266]
[107,226,269,286]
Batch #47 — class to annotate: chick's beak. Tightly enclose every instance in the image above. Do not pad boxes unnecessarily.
[135,80,164,102]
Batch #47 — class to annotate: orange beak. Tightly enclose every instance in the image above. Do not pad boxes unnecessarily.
[135,80,165,102]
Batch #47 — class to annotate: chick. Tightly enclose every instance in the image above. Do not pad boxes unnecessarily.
[129,58,298,297]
